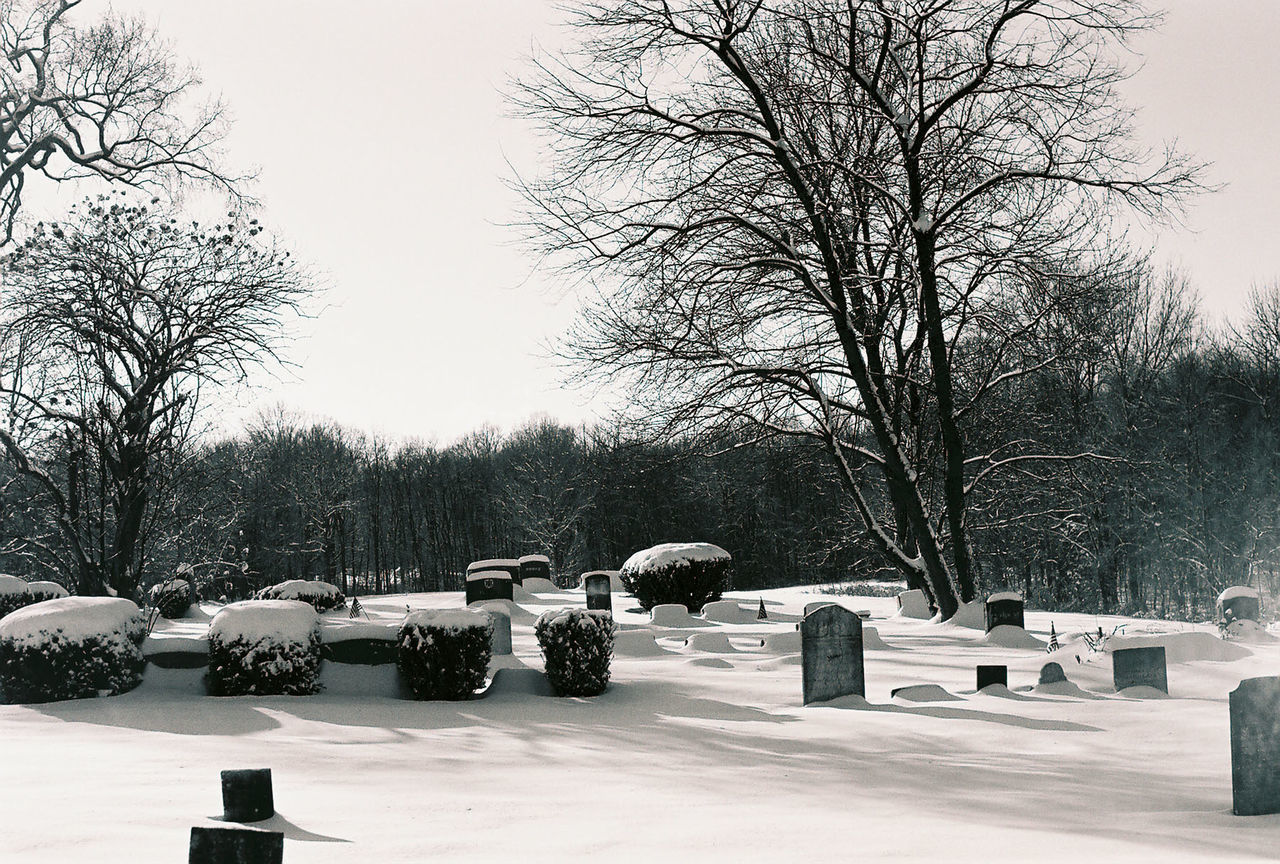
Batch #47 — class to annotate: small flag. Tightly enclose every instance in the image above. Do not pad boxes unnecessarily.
[757,598,768,620]
[349,596,365,619]
[1047,622,1059,652]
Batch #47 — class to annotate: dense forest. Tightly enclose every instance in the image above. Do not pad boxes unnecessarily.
[0,271,1275,620]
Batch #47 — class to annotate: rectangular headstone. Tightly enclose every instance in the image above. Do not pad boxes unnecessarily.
[1112,645,1168,693]
[1231,676,1280,816]
[465,572,514,605]
[984,597,1024,631]
[976,665,1007,690]
[801,605,864,705]
[584,573,612,614]
[518,557,552,584]
[221,769,273,822]
[189,826,283,864]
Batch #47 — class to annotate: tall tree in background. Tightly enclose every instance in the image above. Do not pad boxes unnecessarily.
[515,0,1200,617]
[0,196,308,597]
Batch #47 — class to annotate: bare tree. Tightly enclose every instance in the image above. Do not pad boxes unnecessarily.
[0,194,309,597]
[515,0,1200,617]
[0,0,237,240]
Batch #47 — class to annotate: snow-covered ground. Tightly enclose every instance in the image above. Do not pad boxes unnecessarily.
[3,585,1278,862]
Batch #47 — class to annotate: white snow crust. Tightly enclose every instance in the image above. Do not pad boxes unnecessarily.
[26,581,69,598]
[404,608,491,631]
[1216,585,1261,605]
[517,554,550,565]
[987,591,1023,604]
[0,596,141,646]
[0,573,29,596]
[466,569,513,582]
[261,579,341,600]
[208,600,318,644]
[467,559,519,571]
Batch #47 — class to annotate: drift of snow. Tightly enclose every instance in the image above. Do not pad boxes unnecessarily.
[983,624,1048,650]
[700,600,756,624]
[892,684,961,702]
[520,577,560,593]
[945,599,987,629]
[0,596,141,647]
[682,632,737,653]
[1109,631,1251,663]
[650,603,699,626]
[613,630,671,656]
[404,608,491,631]
[321,620,402,643]
[621,542,730,573]
[1225,620,1276,643]
[26,581,68,598]
[208,600,318,643]
[0,573,29,596]
[760,629,801,653]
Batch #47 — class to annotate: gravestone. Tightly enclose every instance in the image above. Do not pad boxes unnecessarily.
[801,605,864,705]
[518,555,552,584]
[221,769,274,822]
[984,593,1024,632]
[465,570,514,605]
[486,608,512,656]
[1218,587,1262,624]
[1038,662,1067,685]
[977,665,1008,690]
[1230,676,1280,816]
[466,559,523,585]
[189,826,283,864]
[804,601,837,616]
[1112,645,1168,693]
[584,572,612,614]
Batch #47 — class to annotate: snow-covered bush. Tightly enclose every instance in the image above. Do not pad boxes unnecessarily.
[619,543,732,612]
[26,581,69,603]
[397,609,492,700]
[0,597,146,703]
[535,608,615,697]
[148,578,193,619]
[207,600,322,696]
[0,574,33,618]
[254,579,346,613]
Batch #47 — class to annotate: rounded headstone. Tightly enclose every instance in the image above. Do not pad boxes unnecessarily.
[584,572,612,613]
[221,768,273,823]
[801,605,865,704]
[1038,662,1068,685]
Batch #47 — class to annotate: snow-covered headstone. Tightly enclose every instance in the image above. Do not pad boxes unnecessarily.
[984,591,1024,632]
[801,604,864,705]
[1038,662,1068,685]
[482,606,513,656]
[466,569,514,605]
[584,572,612,614]
[221,768,274,822]
[467,558,523,585]
[1112,645,1167,693]
[977,664,1007,690]
[189,825,283,864]
[518,554,552,585]
[1230,676,1280,816]
[1217,586,1262,625]
[895,589,931,619]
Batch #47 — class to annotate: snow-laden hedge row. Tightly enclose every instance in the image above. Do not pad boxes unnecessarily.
[619,543,732,612]
[535,608,615,697]
[397,609,492,700]
[26,581,69,603]
[207,600,322,696]
[254,579,346,612]
[0,597,146,703]
[0,574,34,618]
[149,578,193,619]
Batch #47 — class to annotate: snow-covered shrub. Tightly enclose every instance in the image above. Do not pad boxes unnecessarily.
[535,608,615,697]
[0,597,146,703]
[254,579,346,613]
[148,578,193,619]
[619,543,732,612]
[397,609,492,700]
[0,574,33,618]
[207,600,322,696]
[26,581,69,603]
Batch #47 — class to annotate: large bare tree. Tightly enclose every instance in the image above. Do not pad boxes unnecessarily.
[515,0,1200,617]
[0,195,309,598]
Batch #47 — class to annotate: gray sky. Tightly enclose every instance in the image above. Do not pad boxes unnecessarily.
[52,1,1280,443]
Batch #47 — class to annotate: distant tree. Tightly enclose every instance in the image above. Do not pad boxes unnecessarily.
[0,0,237,240]
[0,195,309,597]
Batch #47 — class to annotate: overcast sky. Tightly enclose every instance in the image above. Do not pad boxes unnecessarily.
[43,1,1280,444]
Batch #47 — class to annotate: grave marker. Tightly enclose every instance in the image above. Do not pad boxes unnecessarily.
[801,605,864,705]
[977,665,1007,690]
[584,572,612,614]
[465,570,514,605]
[984,592,1024,632]
[518,555,552,585]
[1230,676,1280,816]
[1038,662,1067,685]
[1112,645,1167,693]
[189,826,283,864]
[221,769,273,823]
[486,608,512,656]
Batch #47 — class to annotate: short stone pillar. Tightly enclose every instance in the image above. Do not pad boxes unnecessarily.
[485,608,512,656]
[465,570,514,605]
[221,769,273,822]
[984,592,1024,631]
[977,665,1007,690]
[801,605,864,705]
[1218,587,1262,625]
[584,572,612,614]
[518,555,552,584]
[1038,662,1067,685]
[189,826,283,864]
[1230,676,1280,816]
[1112,645,1167,693]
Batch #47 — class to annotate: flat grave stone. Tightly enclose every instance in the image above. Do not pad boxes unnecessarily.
[1230,676,1280,816]
[1112,645,1167,693]
[801,605,864,705]
[189,826,283,864]
[984,593,1024,632]
[1038,662,1068,685]
[465,570,514,605]
[584,572,612,614]
[221,769,273,822]
[320,638,397,665]
[977,665,1008,690]
[487,608,512,656]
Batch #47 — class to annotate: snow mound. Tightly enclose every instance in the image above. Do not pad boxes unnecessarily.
[0,596,142,647]
[520,577,560,593]
[983,625,1047,650]
[468,558,520,572]
[511,584,535,602]
[894,589,931,619]
[682,632,737,653]
[1225,620,1276,643]
[257,579,340,601]
[1217,585,1261,605]
[863,625,890,650]
[142,634,209,656]
[650,603,698,627]
[25,581,68,599]
[475,599,537,623]
[0,574,29,596]
[892,684,962,702]
[756,654,802,669]
[622,543,730,573]
[944,600,986,629]
[760,630,801,653]
[700,600,756,624]
[613,630,672,656]
[1117,685,1169,699]
[685,657,733,669]
[404,608,491,632]
[320,620,401,643]
[209,600,319,644]
[1109,631,1251,663]
[1034,680,1096,698]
